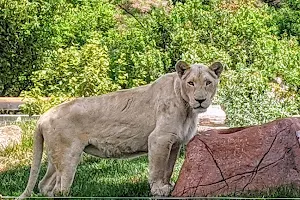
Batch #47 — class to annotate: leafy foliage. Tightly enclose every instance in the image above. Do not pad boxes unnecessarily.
[20,41,118,115]
[29,43,116,97]
[274,0,300,43]
[215,69,299,126]
[1,0,299,125]
[0,0,51,96]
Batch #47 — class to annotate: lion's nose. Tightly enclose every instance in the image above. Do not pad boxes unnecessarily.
[195,98,206,104]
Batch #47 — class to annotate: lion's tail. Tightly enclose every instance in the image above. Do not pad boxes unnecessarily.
[17,124,44,200]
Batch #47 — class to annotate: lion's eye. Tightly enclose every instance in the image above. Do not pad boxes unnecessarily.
[188,81,194,86]
[206,81,212,86]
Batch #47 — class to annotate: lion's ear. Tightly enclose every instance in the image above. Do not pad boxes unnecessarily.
[175,60,190,78]
[209,61,223,78]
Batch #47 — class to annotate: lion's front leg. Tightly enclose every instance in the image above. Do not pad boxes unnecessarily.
[164,143,180,186]
[148,131,179,196]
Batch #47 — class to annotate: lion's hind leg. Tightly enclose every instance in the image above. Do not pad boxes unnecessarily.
[38,160,56,197]
[50,141,85,197]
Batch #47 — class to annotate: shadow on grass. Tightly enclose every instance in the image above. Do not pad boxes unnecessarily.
[0,155,151,197]
[227,185,300,198]
[1,153,300,198]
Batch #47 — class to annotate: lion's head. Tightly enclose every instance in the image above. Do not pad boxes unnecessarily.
[175,60,223,113]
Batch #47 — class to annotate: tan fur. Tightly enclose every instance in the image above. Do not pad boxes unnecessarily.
[18,61,223,198]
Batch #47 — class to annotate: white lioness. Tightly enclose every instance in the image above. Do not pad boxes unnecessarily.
[18,60,223,198]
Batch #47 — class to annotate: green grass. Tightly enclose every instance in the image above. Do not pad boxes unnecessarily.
[0,120,300,198]
[0,156,153,197]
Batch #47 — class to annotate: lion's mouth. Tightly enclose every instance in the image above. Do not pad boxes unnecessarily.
[194,105,207,110]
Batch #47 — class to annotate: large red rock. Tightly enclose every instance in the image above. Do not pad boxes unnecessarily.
[172,117,300,197]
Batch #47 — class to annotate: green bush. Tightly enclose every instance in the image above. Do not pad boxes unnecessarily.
[103,23,171,89]
[0,0,117,96]
[215,69,299,127]
[46,0,117,48]
[20,40,118,115]
[29,43,117,97]
[0,0,52,96]
[2,0,299,125]
[20,93,69,116]
[274,0,300,43]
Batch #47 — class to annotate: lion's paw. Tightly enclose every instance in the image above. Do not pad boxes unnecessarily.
[151,183,173,196]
